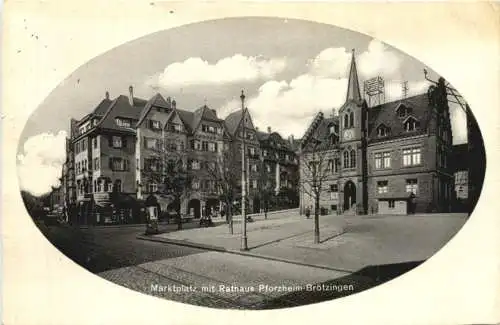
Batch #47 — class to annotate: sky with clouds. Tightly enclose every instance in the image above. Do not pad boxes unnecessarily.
[17,17,469,195]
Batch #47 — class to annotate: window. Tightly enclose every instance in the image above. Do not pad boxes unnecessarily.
[94,158,100,170]
[349,111,354,128]
[377,181,388,194]
[191,160,200,170]
[403,147,421,166]
[343,151,349,168]
[374,151,391,169]
[328,159,334,172]
[377,126,389,137]
[350,150,356,168]
[202,141,209,151]
[82,139,87,151]
[145,138,159,150]
[93,137,98,148]
[144,158,160,172]
[330,184,339,200]
[263,150,268,157]
[398,108,406,118]
[110,157,129,171]
[217,127,223,135]
[192,181,200,190]
[114,180,122,192]
[208,142,216,152]
[112,136,122,148]
[150,120,161,130]
[404,118,418,132]
[251,164,257,172]
[248,147,256,156]
[107,182,113,192]
[266,164,271,173]
[116,118,131,128]
[406,179,418,194]
[388,200,395,208]
[252,180,257,189]
[344,112,350,128]
[93,180,97,193]
[148,183,158,193]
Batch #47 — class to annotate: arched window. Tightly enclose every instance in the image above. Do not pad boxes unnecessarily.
[350,149,356,168]
[343,151,349,168]
[349,111,355,128]
[344,113,349,128]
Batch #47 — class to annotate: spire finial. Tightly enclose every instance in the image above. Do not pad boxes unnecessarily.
[346,48,362,102]
[240,90,246,109]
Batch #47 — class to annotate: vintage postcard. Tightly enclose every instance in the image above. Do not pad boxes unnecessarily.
[2,1,499,325]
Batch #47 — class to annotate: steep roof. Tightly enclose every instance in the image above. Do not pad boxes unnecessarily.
[224,109,244,136]
[92,98,112,116]
[97,95,146,132]
[136,93,173,127]
[368,94,431,143]
[346,49,362,102]
[192,105,223,131]
[176,109,195,133]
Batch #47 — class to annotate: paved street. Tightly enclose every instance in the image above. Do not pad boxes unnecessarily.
[33,211,468,309]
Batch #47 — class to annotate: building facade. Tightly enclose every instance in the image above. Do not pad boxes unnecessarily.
[300,50,454,215]
[63,88,299,224]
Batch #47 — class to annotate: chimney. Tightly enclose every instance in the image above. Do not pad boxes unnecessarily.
[267,126,271,133]
[172,99,177,109]
[128,85,134,106]
[105,91,110,100]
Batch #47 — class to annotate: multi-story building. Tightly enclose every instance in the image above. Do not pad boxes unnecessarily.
[256,127,300,209]
[64,89,301,224]
[224,98,262,214]
[300,50,454,215]
[135,95,227,219]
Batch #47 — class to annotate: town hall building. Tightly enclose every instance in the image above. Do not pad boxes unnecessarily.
[299,50,454,215]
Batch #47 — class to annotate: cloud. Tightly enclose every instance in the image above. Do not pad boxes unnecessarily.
[147,54,287,88]
[17,131,67,196]
[358,40,403,79]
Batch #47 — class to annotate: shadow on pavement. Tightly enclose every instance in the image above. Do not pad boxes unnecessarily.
[257,260,425,309]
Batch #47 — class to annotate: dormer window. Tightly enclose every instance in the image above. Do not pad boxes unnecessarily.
[377,125,390,137]
[396,104,412,118]
[404,117,419,132]
[116,118,131,128]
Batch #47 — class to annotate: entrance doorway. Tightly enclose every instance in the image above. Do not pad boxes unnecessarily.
[187,199,201,218]
[343,181,356,211]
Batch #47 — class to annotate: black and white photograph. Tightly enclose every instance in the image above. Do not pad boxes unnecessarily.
[12,14,490,311]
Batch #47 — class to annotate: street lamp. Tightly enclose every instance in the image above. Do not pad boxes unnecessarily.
[240,90,248,251]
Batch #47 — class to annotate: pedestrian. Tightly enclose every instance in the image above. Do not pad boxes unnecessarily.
[305,206,311,219]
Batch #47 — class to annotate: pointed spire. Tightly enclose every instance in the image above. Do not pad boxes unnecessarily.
[346,49,362,102]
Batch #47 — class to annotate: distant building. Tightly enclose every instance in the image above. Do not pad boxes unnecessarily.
[300,50,454,215]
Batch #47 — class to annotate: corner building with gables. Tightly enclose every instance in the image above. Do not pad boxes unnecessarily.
[299,50,454,215]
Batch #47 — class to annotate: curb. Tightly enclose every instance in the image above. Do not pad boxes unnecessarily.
[136,234,354,274]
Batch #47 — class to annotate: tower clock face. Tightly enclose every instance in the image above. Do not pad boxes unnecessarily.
[343,129,354,140]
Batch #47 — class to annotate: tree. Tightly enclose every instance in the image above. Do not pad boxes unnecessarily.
[145,137,192,230]
[300,139,330,244]
[207,149,238,234]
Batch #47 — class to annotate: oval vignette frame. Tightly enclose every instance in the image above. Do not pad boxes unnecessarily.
[16,17,487,310]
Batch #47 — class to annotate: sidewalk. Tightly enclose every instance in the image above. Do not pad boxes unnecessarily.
[138,212,349,270]
[138,212,468,272]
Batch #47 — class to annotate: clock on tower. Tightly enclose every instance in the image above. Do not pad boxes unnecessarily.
[343,129,354,140]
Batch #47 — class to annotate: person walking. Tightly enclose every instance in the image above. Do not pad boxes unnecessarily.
[305,206,311,219]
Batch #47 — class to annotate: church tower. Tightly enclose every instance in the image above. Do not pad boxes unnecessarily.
[338,49,369,214]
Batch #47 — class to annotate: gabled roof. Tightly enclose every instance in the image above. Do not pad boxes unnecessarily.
[97,95,146,132]
[224,109,244,136]
[192,105,223,131]
[368,94,431,143]
[136,93,173,127]
[176,109,195,133]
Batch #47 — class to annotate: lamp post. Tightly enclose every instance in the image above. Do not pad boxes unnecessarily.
[240,90,248,251]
